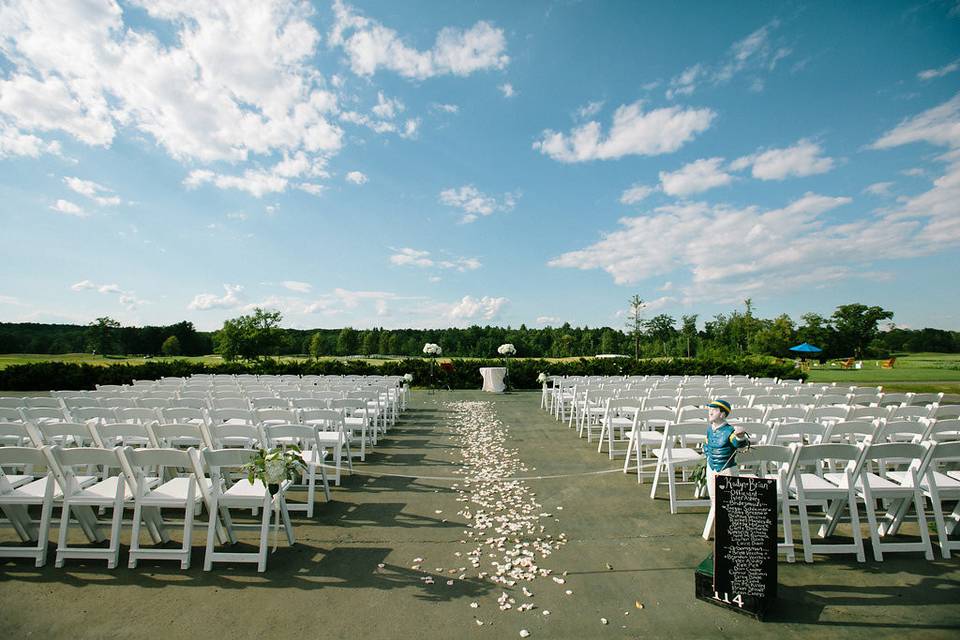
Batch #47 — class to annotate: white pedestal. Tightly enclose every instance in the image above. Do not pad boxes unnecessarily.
[479,367,507,393]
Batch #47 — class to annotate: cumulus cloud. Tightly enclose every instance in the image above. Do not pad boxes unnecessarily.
[620,184,656,205]
[863,181,894,197]
[183,151,329,197]
[499,83,515,98]
[730,139,835,180]
[533,100,715,163]
[432,103,459,114]
[547,191,952,303]
[575,100,604,120]
[389,247,481,271]
[345,170,368,185]
[70,278,145,310]
[439,185,517,223]
[188,284,245,310]
[64,176,121,206]
[871,93,960,150]
[0,124,62,158]
[918,59,960,81]
[659,157,733,196]
[0,0,342,181]
[281,280,312,293]
[446,295,508,321]
[50,199,87,217]
[667,20,790,99]
[329,0,508,80]
[535,316,559,325]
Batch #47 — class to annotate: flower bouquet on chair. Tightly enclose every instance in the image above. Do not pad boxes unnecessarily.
[243,446,307,495]
[497,343,516,392]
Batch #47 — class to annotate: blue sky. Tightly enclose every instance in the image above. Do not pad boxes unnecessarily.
[1,0,959,332]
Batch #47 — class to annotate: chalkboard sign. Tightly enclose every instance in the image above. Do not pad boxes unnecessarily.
[701,475,777,619]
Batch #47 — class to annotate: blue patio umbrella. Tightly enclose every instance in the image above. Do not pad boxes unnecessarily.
[789,342,822,353]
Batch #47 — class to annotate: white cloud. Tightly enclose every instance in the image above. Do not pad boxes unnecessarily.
[432,103,459,114]
[659,157,733,196]
[439,185,517,223]
[666,20,789,99]
[281,280,312,293]
[70,278,145,310]
[389,247,481,271]
[345,170,368,185]
[533,100,715,163]
[297,182,326,196]
[871,93,960,150]
[620,184,655,205]
[371,92,404,119]
[547,191,953,303]
[400,118,420,139]
[499,83,515,98]
[226,211,248,221]
[50,199,87,217]
[63,176,121,206]
[183,151,328,197]
[575,100,604,120]
[730,139,835,180]
[329,0,508,80]
[863,181,894,197]
[0,124,62,158]
[535,316,559,325]
[188,284,245,311]
[918,59,960,81]
[0,0,342,178]
[446,295,508,321]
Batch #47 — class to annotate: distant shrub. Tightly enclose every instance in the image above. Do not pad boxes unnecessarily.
[0,357,804,391]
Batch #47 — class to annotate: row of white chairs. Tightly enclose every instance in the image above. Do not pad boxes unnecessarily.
[0,443,326,571]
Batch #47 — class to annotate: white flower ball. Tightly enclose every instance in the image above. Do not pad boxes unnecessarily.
[497,343,516,356]
[265,459,288,484]
[403,373,413,382]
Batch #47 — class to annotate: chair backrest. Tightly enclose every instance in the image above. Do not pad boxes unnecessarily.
[749,395,784,408]
[930,405,960,421]
[121,445,199,487]
[255,408,299,425]
[45,445,123,494]
[764,406,806,423]
[927,419,960,443]
[117,407,161,425]
[769,421,827,445]
[793,442,863,467]
[136,398,170,410]
[202,448,259,489]
[0,421,32,446]
[732,443,797,479]
[887,406,929,421]
[207,408,256,425]
[729,407,765,423]
[783,394,818,407]
[69,406,119,424]
[0,407,22,422]
[926,440,960,473]
[847,406,888,421]
[877,393,909,407]
[0,397,23,409]
[206,423,264,449]
[101,397,138,409]
[805,406,850,423]
[250,396,288,409]
[263,423,315,449]
[24,397,62,409]
[20,407,66,423]
[162,407,206,424]
[91,422,159,448]
[299,409,345,431]
[906,392,943,406]
[168,396,207,410]
[875,420,928,443]
[0,445,49,469]
[212,397,250,410]
[151,422,209,449]
[823,420,877,445]
[31,422,95,447]
[863,442,930,475]
[662,421,709,446]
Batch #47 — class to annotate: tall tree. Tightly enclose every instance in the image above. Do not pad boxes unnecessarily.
[644,314,677,356]
[625,295,646,360]
[213,308,284,361]
[86,317,120,355]
[336,327,358,356]
[681,314,698,358]
[160,335,181,356]
[831,304,894,358]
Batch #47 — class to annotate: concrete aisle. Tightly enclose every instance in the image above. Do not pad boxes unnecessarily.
[1,390,958,639]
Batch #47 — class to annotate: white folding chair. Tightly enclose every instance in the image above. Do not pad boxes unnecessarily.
[855,442,934,561]
[262,424,331,517]
[122,446,218,569]
[300,409,353,485]
[46,446,129,568]
[918,441,960,558]
[649,422,709,513]
[202,448,295,572]
[622,406,671,481]
[790,443,866,563]
[0,447,56,566]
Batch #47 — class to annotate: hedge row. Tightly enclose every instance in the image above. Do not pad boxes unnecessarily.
[0,357,805,392]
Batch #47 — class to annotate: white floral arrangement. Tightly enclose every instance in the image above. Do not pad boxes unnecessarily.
[242,447,306,490]
[403,373,413,383]
[423,343,442,356]
[497,343,516,356]
[537,373,548,384]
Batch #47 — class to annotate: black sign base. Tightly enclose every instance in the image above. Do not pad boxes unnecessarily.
[694,555,770,621]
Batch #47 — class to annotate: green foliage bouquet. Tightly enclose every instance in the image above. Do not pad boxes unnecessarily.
[242,446,307,494]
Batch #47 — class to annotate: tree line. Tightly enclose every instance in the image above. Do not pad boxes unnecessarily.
[2,301,958,361]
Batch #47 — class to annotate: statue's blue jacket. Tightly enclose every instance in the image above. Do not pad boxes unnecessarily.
[705,423,749,472]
